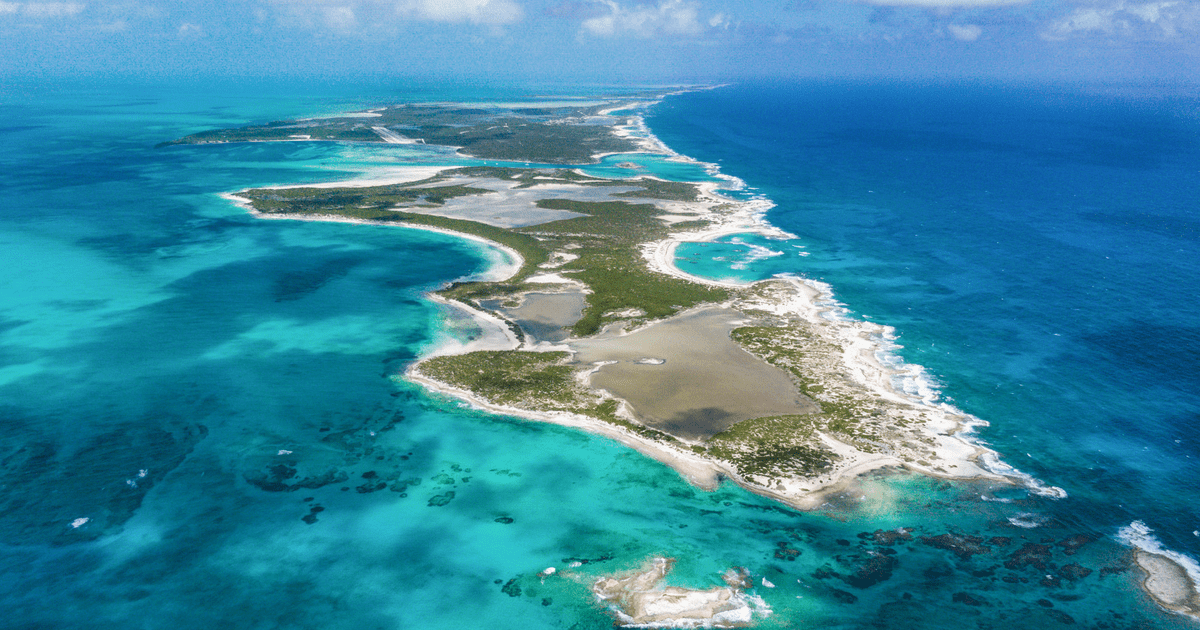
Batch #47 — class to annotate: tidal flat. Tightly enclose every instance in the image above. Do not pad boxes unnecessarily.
[571,306,817,440]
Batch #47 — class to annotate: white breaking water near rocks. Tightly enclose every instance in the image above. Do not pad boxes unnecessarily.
[593,557,771,628]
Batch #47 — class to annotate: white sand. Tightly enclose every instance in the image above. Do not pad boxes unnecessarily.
[224,189,524,286]
[1135,551,1200,618]
[592,557,771,628]
[250,166,452,190]
[406,367,725,490]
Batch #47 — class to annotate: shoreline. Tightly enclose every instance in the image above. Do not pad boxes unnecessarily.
[1120,521,1200,620]
[221,96,1064,512]
[196,87,1200,628]
[633,159,1065,502]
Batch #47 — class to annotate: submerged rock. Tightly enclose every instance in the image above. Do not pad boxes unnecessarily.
[864,528,914,546]
[920,533,991,560]
[844,552,899,589]
[1005,543,1053,571]
[952,592,987,607]
[1057,563,1093,581]
[427,491,455,507]
[1056,534,1096,556]
[829,588,858,604]
[245,466,348,492]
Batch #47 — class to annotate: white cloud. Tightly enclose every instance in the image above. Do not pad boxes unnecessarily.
[266,0,523,29]
[322,5,356,29]
[399,0,523,24]
[582,0,724,37]
[947,23,982,39]
[1042,0,1200,39]
[863,0,1030,6]
[0,2,85,17]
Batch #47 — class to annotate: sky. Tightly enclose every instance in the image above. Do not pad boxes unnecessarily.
[1,0,1198,82]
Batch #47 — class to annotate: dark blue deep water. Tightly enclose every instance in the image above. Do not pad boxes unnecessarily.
[0,78,1196,628]
[654,79,1200,578]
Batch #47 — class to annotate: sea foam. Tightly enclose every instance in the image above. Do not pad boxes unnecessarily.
[1118,520,1200,588]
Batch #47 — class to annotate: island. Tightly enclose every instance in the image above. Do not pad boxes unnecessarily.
[172,91,1200,626]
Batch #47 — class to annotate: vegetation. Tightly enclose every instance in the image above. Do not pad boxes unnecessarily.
[419,351,680,443]
[730,326,878,440]
[518,199,727,335]
[234,167,722,335]
[160,101,650,163]
[698,320,940,479]
[194,96,934,491]
[420,351,582,408]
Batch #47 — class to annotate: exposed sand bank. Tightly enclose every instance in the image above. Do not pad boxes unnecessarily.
[1135,551,1200,618]
[592,557,770,628]
[1120,520,1200,620]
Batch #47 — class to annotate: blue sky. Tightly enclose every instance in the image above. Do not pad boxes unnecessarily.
[1,0,1197,81]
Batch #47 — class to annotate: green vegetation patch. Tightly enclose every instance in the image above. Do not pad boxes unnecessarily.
[240,182,491,214]
[729,326,875,437]
[421,351,583,408]
[707,414,836,478]
[162,101,650,163]
[158,122,381,146]
[519,199,727,335]
[442,166,700,201]
[699,320,927,481]
[609,178,700,202]
[418,351,679,443]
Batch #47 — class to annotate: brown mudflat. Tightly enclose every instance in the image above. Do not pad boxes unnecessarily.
[570,306,817,440]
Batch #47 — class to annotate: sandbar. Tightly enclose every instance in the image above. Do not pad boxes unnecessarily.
[1134,550,1200,618]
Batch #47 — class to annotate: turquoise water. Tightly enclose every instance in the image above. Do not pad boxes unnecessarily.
[578,152,720,182]
[0,79,1192,628]
[676,233,805,284]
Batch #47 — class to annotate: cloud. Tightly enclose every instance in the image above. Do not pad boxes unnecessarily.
[322,5,356,29]
[397,0,522,24]
[580,0,724,37]
[0,1,85,17]
[1042,0,1200,39]
[861,0,1030,7]
[947,22,982,39]
[265,0,523,31]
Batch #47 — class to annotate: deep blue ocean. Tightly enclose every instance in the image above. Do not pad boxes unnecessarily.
[1,78,1197,629]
